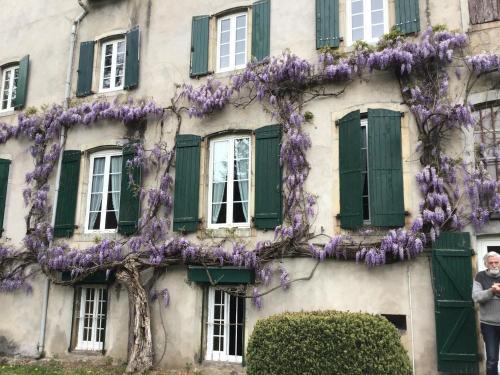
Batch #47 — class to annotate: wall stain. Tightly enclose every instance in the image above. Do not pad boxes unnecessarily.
[0,336,18,356]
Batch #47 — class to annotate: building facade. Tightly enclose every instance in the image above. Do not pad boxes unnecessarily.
[0,0,499,374]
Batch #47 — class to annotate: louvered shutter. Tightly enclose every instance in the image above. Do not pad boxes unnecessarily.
[173,135,201,232]
[0,159,11,237]
[395,0,420,34]
[76,41,95,97]
[14,55,29,109]
[432,232,479,374]
[316,0,340,48]
[469,0,500,24]
[118,144,141,235]
[190,16,210,77]
[254,125,282,229]
[252,0,271,61]
[367,109,405,227]
[124,26,140,90]
[53,151,81,238]
[339,111,363,229]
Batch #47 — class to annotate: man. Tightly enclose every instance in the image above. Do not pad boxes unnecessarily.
[473,251,500,375]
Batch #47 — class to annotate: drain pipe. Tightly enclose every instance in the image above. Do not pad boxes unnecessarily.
[407,264,416,375]
[37,0,88,357]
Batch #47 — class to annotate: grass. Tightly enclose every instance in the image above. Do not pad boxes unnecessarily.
[0,361,126,375]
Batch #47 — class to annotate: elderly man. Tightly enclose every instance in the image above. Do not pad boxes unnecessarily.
[473,251,500,375]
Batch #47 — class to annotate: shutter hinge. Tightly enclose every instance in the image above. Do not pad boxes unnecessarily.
[400,112,405,118]
[335,120,340,126]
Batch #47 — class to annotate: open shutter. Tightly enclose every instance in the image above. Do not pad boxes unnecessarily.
[173,135,201,232]
[124,26,140,90]
[254,124,282,229]
[14,55,29,109]
[118,144,141,235]
[469,0,500,24]
[252,0,271,61]
[316,0,340,49]
[0,159,11,237]
[53,151,81,238]
[76,41,95,97]
[432,232,479,374]
[338,111,363,229]
[395,0,420,34]
[190,16,210,78]
[367,109,405,227]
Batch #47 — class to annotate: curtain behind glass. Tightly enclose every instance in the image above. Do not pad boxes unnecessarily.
[110,156,122,213]
[89,158,105,229]
[212,141,228,223]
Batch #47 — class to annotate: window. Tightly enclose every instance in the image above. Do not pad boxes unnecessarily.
[1,65,19,111]
[85,151,122,233]
[190,0,270,77]
[208,136,250,228]
[217,13,248,73]
[338,109,404,229]
[99,39,126,92]
[206,288,244,362]
[473,103,500,181]
[74,286,108,351]
[347,0,388,45]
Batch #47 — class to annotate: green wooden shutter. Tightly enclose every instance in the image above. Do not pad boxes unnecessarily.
[255,124,282,229]
[173,135,201,232]
[76,41,95,97]
[338,111,363,229]
[432,232,479,374]
[124,26,140,90]
[395,0,420,34]
[252,0,271,61]
[367,109,405,227]
[190,16,210,78]
[316,0,340,49]
[53,151,81,238]
[0,159,11,237]
[118,144,141,235]
[14,55,29,109]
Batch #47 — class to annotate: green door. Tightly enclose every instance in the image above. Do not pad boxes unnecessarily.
[432,232,479,374]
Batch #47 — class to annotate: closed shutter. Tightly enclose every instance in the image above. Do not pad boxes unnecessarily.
[190,16,210,78]
[76,41,95,97]
[432,232,479,374]
[0,159,11,237]
[173,135,201,232]
[367,109,405,227]
[338,111,363,229]
[316,0,340,49]
[124,26,140,90]
[395,0,420,34]
[53,151,81,238]
[254,125,282,229]
[14,55,29,109]
[252,0,271,61]
[118,144,141,235]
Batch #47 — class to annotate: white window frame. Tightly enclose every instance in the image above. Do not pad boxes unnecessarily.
[476,237,500,272]
[85,150,122,234]
[216,12,248,73]
[75,286,107,351]
[0,65,19,112]
[345,0,389,46]
[99,38,126,93]
[206,288,244,363]
[207,135,251,229]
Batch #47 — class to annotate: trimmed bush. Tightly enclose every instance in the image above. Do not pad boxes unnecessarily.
[246,310,412,375]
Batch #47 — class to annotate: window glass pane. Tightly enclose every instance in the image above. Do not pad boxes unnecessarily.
[229,295,236,356]
[89,211,101,230]
[213,141,228,182]
[105,44,113,55]
[116,53,125,65]
[235,53,246,67]
[352,0,363,14]
[363,195,370,221]
[233,202,248,223]
[221,18,230,32]
[220,43,230,58]
[235,138,249,158]
[220,31,230,44]
[236,28,246,41]
[115,76,123,88]
[352,14,364,28]
[352,28,364,41]
[105,210,118,229]
[371,10,384,25]
[234,159,249,179]
[236,15,246,28]
[110,155,122,174]
[371,0,383,10]
[212,203,227,224]
[372,24,384,38]
[104,55,112,67]
[117,41,125,53]
[235,40,246,54]
[220,56,230,69]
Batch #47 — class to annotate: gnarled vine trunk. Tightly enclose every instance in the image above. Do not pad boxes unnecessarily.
[116,261,154,374]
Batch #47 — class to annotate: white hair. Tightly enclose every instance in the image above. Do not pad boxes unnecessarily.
[484,251,500,267]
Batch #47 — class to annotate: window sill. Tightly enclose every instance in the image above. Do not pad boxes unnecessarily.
[0,109,16,118]
[69,349,105,356]
[201,227,252,239]
[72,231,121,243]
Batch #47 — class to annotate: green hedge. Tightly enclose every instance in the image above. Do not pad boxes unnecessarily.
[246,310,412,375]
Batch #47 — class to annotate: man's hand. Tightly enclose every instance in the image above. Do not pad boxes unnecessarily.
[491,283,500,294]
